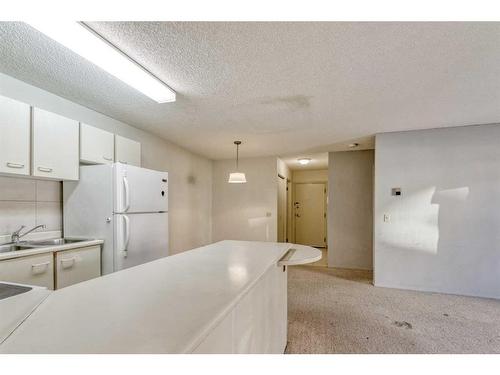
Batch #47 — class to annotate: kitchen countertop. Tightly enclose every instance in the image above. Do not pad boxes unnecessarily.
[0,240,316,354]
[278,244,323,266]
[0,283,51,345]
[0,239,104,261]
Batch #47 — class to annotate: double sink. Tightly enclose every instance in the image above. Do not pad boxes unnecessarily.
[0,238,87,254]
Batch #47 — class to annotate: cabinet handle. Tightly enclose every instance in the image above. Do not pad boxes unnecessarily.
[103,156,113,161]
[31,261,50,274]
[61,257,76,269]
[38,166,53,173]
[6,162,25,169]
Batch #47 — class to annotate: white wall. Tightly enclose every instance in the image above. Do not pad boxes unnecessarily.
[0,72,212,254]
[292,169,328,183]
[277,158,291,180]
[328,151,374,270]
[212,157,278,242]
[374,125,500,299]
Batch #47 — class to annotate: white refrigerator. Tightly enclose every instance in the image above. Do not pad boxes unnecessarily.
[63,163,168,275]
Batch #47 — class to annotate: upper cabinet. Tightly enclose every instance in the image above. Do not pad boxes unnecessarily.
[80,123,114,165]
[0,93,143,181]
[115,135,141,167]
[32,108,79,181]
[0,95,31,176]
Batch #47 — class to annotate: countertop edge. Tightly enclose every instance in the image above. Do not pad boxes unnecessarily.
[0,240,104,261]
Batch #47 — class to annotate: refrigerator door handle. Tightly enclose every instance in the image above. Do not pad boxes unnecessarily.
[123,176,131,212]
[123,215,130,255]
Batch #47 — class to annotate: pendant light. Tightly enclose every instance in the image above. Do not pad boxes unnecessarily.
[228,141,247,183]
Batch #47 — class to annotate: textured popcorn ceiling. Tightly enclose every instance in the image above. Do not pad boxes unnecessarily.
[1,22,500,160]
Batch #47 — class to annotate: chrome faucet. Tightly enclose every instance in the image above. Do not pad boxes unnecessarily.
[11,224,46,243]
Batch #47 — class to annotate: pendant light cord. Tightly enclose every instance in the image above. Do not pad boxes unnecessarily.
[234,140,242,170]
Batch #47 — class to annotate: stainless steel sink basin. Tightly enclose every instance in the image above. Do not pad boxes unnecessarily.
[0,238,91,253]
[25,238,88,247]
[0,244,36,253]
[0,282,32,300]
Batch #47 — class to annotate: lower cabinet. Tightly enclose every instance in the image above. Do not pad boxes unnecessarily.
[0,253,54,290]
[0,245,101,291]
[55,246,101,290]
[191,264,287,354]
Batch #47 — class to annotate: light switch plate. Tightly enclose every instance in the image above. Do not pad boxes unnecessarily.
[383,214,390,222]
[391,187,402,196]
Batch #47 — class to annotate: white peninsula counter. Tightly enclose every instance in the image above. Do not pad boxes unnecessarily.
[0,240,320,354]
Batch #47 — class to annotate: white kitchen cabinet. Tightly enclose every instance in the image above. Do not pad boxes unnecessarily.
[191,312,234,354]
[55,245,101,289]
[233,264,287,353]
[32,108,79,180]
[191,264,287,354]
[0,95,31,176]
[80,123,114,165]
[115,135,141,167]
[0,253,54,290]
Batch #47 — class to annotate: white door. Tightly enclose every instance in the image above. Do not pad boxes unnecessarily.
[115,135,141,167]
[114,213,169,271]
[294,183,327,247]
[0,95,30,176]
[114,163,168,213]
[80,123,114,164]
[32,108,79,180]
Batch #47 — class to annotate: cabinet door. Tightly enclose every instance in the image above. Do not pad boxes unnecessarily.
[270,264,287,353]
[115,135,141,167]
[191,311,234,354]
[0,95,30,176]
[32,108,79,180]
[55,245,101,289]
[233,265,287,354]
[0,253,54,290]
[80,123,114,164]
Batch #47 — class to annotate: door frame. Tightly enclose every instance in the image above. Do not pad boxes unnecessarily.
[292,182,328,247]
[277,173,288,242]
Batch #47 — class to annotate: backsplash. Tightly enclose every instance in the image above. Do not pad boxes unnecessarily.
[0,176,62,236]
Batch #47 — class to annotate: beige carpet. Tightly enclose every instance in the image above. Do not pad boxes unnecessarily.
[285,266,500,354]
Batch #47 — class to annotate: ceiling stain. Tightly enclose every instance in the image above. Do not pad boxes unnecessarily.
[258,95,313,111]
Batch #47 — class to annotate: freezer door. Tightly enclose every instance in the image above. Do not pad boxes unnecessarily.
[114,213,169,271]
[114,163,168,213]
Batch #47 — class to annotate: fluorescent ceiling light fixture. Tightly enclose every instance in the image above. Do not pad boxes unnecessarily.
[298,158,311,165]
[26,21,176,103]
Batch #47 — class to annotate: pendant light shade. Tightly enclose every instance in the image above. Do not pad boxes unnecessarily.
[228,141,247,184]
[228,172,247,183]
